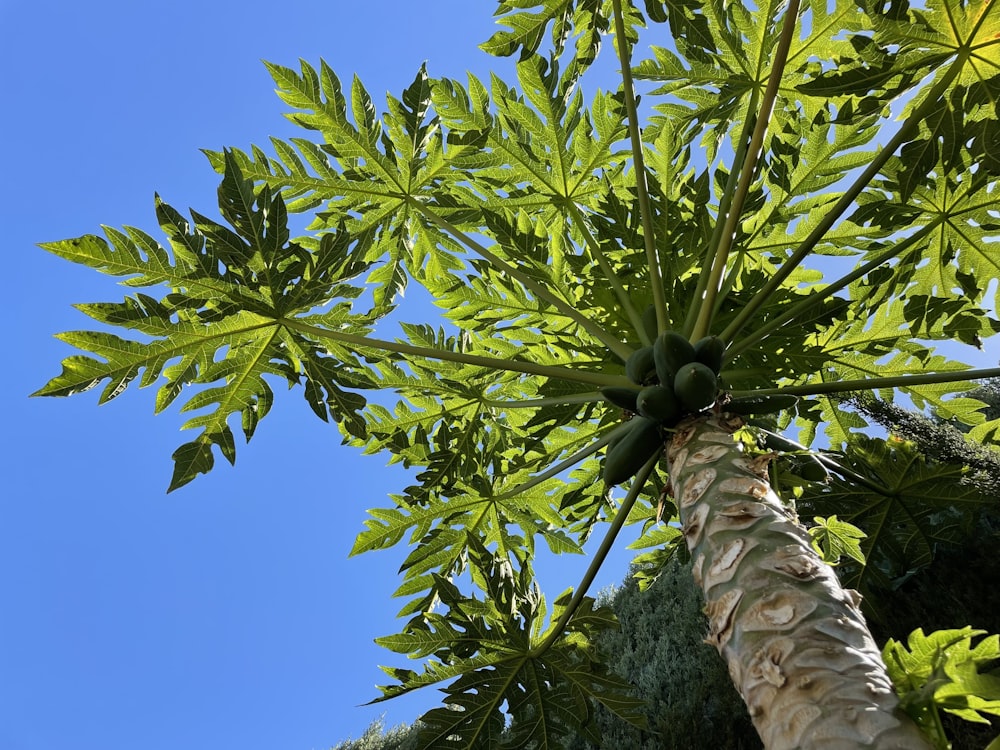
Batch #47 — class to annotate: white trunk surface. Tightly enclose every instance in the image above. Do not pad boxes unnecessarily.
[666,414,932,750]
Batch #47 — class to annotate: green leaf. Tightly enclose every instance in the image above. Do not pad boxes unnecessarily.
[808,515,867,566]
[371,539,643,748]
[36,156,377,489]
[482,0,611,82]
[800,435,992,596]
[884,627,1000,739]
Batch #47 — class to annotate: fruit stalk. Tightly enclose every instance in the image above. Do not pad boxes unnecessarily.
[666,415,932,750]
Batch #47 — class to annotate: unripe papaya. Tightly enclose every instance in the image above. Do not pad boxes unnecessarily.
[601,386,641,412]
[693,336,726,375]
[641,304,658,341]
[673,362,718,412]
[790,454,830,483]
[625,345,656,385]
[726,394,799,416]
[636,385,680,424]
[757,428,806,454]
[653,331,695,385]
[603,417,663,485]
[757,429,830,483]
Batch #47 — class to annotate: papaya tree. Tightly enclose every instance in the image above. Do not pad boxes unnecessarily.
[564,402,1000,750]
[34,0,1000,748]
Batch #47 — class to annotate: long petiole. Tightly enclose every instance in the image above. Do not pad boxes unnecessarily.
[725,220,941,361]
[720,58,966,345]
[611,0,667,335]
[567,202,650,344]
[729,367,1000,398]
[690,0,801,342]
[710,248,745,324]
[415,201,634,361]
[761,428,894,495]
[484,392,603,409]
[281,318,632,388]
[682,96,758,339]
[531,450,659,656]
[814,453,894,497]
[497,420,637,500]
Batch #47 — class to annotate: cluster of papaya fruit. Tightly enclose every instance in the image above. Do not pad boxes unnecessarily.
[599,327,802,486]
[600,333,725,485]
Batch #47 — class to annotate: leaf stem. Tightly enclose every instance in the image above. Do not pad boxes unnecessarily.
[710,248,745,327]
[415,202,634,361]
[497,420,637,500]
[690,0,801,342]
[719,57,966,345]
[729,367,1000,398]
[531,450,658,656]
[725,220,941,361]
[483,392,602,409]
[814,453,894,497]
[682,97,758,339]
[611,0,667,335]
[281,318,631,387]
[567,202,650,345]
[761,428,894,495]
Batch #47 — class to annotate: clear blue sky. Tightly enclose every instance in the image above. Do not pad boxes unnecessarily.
[2,3,638,748]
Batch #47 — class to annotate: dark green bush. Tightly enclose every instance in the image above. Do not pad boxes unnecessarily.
[565,554,761,750]
[332,719,418,750]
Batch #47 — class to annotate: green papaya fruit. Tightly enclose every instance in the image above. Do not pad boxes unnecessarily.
[757,429,830,483]
[693,336,726,375]
[790,454,830,483]
[653,332,695,385]
[757,428,805,454]
[726,394,799,416]
[673,362,718,412]
[603,417,663,485]
[625,345,657,385]
[636,385,681,424]
[641,304,658,341]
[601,386,642,412]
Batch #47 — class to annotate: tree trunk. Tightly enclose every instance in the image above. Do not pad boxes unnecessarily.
[665,413,933,750]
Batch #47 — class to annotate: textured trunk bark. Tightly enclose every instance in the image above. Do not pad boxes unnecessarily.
[665,413,933,750]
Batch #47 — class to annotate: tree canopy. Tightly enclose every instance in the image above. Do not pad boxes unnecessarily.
[36,0,1000,747]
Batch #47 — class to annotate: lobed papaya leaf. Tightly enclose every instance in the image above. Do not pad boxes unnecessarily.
[799,435,993,601]
[371,538,643,749]
[36,155,377,490]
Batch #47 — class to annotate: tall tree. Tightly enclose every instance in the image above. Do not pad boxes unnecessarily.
[34,1,1000,747]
